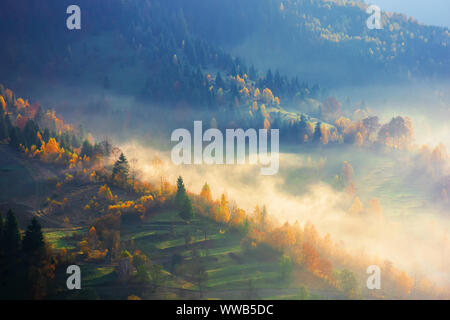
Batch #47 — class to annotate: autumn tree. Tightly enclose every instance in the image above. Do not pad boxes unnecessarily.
[200,182,212,202]
[217,193,231,224]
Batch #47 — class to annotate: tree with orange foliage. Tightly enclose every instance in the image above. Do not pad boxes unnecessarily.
[302,242,321,272]
[264,117,271,130]
[98,184,114,202]
[0,95,6,111]
[200,182,213,202]
[271,222,296,251]
[88,226,98,249]
[254,88,261,100]
[230,207,246,229]
[262,88,274,104]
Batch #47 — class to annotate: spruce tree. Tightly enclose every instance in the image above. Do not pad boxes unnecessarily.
[0,212,4,257]
[0,113,7,140]
[175,176,187,208]
[112,153,129,181]
[4,209,21,257]
[81,139,94,157]
[22,217,44,254]
[179,196,194,223]
[313,122,322,144]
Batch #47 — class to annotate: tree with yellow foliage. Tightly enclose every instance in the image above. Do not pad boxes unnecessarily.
[98,184,114,202]
[230,207,246,229]
[264,117,271,130]
[217,193,231,224]
[262,88,274,104]
[0,95,5,111]
[254,88,261,100]
[200,182,213,202]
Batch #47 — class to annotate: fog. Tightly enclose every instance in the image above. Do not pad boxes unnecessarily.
[120,141,450,287]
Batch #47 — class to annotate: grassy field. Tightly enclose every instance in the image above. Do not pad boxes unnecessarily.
[45,208,340,300]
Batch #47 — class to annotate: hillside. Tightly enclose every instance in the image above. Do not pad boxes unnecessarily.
[1,0,448,91]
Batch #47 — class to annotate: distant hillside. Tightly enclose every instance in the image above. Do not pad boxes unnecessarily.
[0,0,448,90]
[165,0,450,84]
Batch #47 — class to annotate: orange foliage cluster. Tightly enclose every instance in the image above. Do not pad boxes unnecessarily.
[20,137,89,168]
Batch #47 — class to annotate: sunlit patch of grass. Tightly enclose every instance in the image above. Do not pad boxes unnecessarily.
[44,229,82,249]
[83,266,116,286]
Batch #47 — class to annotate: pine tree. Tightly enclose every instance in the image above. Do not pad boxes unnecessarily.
[112,153,130,181]
[22,217,44,254]
[81,139,94,157]
[215,72,224,89]
[9,127,22,148]
[0,212,4,257]
[179,196,194,222]
[313,122,322,144]
[0,113,7,140]
[22,217,54,299]
[175,176,187,208]
[23,120,41,148]
[4,209,21,256]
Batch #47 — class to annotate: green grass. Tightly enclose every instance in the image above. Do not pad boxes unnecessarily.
[44,228,84,250]
[49,208,339,300]
[83,265,116,286]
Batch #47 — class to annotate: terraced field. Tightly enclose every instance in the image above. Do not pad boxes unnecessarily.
[45,209,341,300]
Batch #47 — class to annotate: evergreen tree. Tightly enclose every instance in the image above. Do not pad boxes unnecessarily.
[0,113,7,140]
[22,217,54,299]
[0,212,4,257]
[0,209,24,299]
[42,128,50,143]
[23,120,41,148]
[215,72,224,89]
[81,139,94,157]
[179,196,194,222]
[112,153,130,181]
[9,127,23,148]
[4,209,21,256]
[175,176,187,208]
[71,134,81,149]
[313,122,322,144]
[4,114,13,134]
[22,217,44,254]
